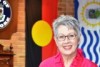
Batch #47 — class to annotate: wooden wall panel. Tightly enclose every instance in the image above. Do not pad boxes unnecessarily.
[0,0,18,39]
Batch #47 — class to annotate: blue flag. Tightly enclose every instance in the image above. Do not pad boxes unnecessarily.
[74,0,100,67]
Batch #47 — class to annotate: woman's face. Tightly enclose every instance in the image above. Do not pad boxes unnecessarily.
[54,25,80,56]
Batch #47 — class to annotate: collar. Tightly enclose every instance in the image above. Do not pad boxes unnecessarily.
[70,49,84,66]
[54,49,84,67]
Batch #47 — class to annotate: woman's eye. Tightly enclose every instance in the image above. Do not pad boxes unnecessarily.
[69,34,74,37]
[59,36,64,38]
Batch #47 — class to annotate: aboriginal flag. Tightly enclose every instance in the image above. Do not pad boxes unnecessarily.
[25,0,58,67]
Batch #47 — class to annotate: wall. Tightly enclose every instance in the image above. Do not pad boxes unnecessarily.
[0,0,25,67]
[58,0,74,16]
[0,0,74,67]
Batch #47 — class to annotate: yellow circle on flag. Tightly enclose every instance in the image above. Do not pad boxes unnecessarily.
[31,20,52,47]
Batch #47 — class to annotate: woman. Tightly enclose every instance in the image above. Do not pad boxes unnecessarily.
[39,15,97,67]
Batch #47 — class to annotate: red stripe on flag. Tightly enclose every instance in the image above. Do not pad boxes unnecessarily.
[42,0,58,60]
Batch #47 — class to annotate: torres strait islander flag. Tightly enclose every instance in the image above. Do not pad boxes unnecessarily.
[26,0,57,67]
[74,0,100,67]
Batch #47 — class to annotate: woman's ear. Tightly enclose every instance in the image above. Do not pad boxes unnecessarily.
[78,34,81,44]
[54,36,58,47]
[54,36,58,43]
[54,36,57,41]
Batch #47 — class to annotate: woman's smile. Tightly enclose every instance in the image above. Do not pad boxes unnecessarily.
[63,45,72,50]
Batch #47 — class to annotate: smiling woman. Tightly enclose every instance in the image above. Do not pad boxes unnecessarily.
[39,15,97,67]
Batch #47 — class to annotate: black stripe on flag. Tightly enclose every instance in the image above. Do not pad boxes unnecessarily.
[25,0,42,67]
